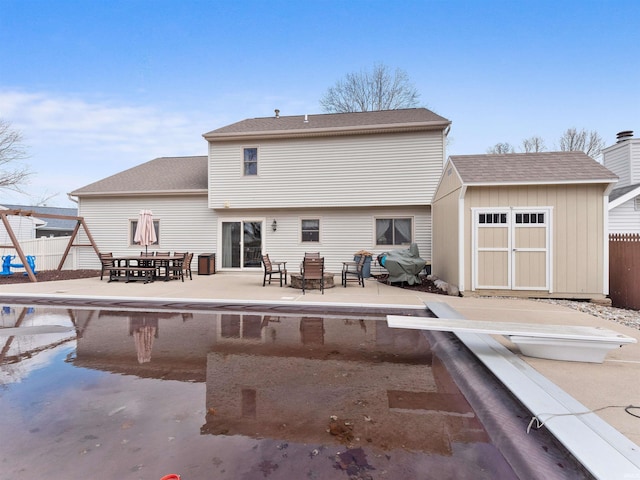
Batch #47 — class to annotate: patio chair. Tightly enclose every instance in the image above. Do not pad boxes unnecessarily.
[300,252,321,273]
[262,254,287,287]
[183,252,193,280]
[342,255,366,288]
[99,252,114,280]
[154,252,171,279]
[302,256,324,294]
[169,253,190,282]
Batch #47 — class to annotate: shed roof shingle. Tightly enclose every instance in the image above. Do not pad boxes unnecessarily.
[450,152,617,184]
[203,108,450,139]
[70,156,208,196]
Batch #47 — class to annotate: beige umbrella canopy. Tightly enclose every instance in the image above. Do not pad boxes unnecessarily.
[134,209,157,254]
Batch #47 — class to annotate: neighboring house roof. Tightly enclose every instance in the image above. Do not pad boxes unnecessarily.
[203,108,451,141]
[0,204,77,231]
[70,156,208,196]
[449,152,618,185]
[609,183,640,210]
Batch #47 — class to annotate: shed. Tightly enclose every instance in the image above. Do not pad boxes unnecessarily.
[431,152,617,300]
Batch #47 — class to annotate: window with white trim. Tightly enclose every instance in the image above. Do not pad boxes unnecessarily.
[301,219,320,242]
[376,218,412,245]
[243,147,258,176]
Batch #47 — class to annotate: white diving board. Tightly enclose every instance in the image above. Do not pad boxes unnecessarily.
[387,302,637,363]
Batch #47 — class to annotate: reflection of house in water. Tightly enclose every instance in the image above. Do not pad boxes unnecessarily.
[70,308,487,455]
[203,312,487,455]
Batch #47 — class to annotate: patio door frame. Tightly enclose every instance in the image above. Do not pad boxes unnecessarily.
[218,218,265,271]
[472,207,552,292]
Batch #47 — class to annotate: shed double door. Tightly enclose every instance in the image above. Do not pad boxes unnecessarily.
[473,208,551,291]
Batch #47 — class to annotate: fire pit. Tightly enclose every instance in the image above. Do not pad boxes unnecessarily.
[289,272,335,289]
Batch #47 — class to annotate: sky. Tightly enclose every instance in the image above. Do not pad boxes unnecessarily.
[0,0,638,207]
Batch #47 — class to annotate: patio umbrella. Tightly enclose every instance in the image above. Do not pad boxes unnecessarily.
[134,209,157,254]
[133,325,156,364]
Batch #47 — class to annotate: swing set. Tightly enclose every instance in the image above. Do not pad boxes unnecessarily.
[0,209,101,282]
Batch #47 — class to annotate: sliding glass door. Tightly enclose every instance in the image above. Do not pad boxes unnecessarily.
[221,221,263,269]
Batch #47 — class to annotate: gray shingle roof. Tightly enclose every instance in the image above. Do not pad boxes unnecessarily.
[203,108,451,139]
[1,204,78,230]
[450,152,618,184]
[70,156,208,196]
[610,183,640,202]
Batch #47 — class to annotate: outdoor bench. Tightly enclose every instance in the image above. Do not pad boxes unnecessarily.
[108,266,156,284]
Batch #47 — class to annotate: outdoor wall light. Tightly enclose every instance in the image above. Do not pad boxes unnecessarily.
[272,219,277,232]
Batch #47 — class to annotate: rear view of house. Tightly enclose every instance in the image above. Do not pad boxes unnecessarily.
[203,108,451,273]
[70,108,451,273]
[432,152,617,300]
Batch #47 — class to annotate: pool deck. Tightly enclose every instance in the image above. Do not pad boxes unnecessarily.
[1,272,640,477]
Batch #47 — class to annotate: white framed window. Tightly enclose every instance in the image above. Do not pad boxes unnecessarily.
[375,218,412,245]
[130,220,160,246]
[634,197,640,211]
[301,219,320,242]
[243,147,258,176]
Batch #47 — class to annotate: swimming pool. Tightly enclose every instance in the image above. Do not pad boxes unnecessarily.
[0,302,588,479]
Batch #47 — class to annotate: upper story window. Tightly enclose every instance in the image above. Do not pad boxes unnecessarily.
[376,218,412,245]
[130,220,160,246]
[243,147,258,176]
[301,219,320,242]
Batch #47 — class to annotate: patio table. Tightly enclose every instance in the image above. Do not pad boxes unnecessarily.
[107,256,184,283]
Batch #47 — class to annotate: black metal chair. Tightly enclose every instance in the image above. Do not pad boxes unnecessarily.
[262,254,287,287]
[342,255,366,288]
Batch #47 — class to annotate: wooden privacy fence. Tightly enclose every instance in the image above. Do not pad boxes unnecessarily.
[609,233,640,310]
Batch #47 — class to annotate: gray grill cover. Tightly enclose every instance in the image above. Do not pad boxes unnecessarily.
[379,243,426,285]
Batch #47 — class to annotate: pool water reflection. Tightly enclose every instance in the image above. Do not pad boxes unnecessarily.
[0,305,519,479]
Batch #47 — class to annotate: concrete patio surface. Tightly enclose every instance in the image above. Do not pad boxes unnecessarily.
[1,272,639,473]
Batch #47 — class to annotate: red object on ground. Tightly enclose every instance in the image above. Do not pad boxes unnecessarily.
[160,475,181,480]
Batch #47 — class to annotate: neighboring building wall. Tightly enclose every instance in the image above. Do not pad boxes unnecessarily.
[463,184,607,297]
[0,215,38,244]
[431,163,463,288]
[208,131,444,210]
[610,197,640,234]
[603,139,640,188]
[76,194,214,269]
[215,205,431,274]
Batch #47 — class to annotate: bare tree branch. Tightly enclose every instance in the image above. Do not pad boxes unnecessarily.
[487,142,515,154]
[320,63,420,113]
[0,119,32,192]
[558,128,604,159]
[521,136,546,153]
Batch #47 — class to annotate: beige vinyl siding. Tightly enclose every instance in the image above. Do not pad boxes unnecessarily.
[432,161,462,203]
[220,206,431,274]
[610,197,640,234]
[76,194,214,269]
[463,184,606,296]
[431,183,461,287]
[209,131,444,210]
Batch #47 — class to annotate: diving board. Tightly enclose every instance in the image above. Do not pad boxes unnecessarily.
[387,302,637,363]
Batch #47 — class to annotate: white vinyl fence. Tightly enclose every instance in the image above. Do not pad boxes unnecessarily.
[0,237,78,273]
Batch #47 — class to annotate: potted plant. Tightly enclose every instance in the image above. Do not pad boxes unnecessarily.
[353,250,373,278]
